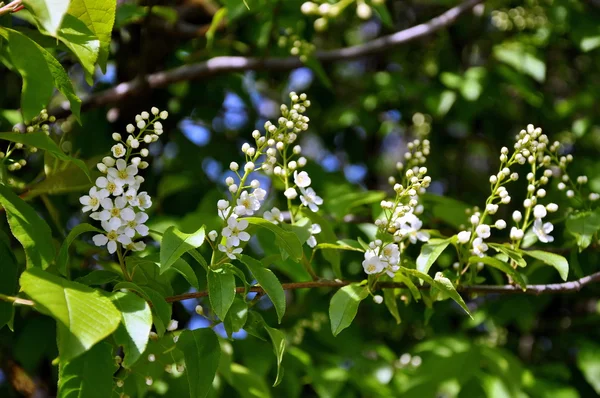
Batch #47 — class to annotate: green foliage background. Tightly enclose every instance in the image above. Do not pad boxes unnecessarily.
[1,0,600,396]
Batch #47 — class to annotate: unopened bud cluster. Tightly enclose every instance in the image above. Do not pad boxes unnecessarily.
[300,0,384,31]
[277,29,316,63]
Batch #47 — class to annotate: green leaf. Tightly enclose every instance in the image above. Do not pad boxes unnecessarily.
[329,284,369,336]
[58,14,101,84]
[327,190,386,219]
[401,268,472,318]
[245,217,303,262]
[0,233,19,329]
[23,0,70,36]
[75,270,120,286]
[111,291,152,369]
[315,242,365,253]
[177,328,221,398]
[565,210,600,251]
[0,183,55,269]
[576,340,600,394]
[137,286,171,337]
[416,238,451,275]
[433,272,473,318]
[0,28,81,122]
[160,225,205,273]
[469,256,526,289]
[383,288,401,324]
[168,258,200,290]
[0,132,91,180]
[523,250,569,281]
[372,3,392,28]
[57,223,101,276]
[206,8,227,49]
[303,55,332,89]
[240,255,286,323]
[264,324,286,387]
[223,298,248,338]
[493,42,546,83]
[67,0,116,71]
[20,268,121,361]
[487,243,527,267]
[57,342,113,398]
[207,268,236,321]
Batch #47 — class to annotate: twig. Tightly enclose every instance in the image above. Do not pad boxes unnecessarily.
[49,0,483,118]
[0,0,22,16]
[165,270,600,302]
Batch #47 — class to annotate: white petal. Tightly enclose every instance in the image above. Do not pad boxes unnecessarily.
[92,234,108,246]
[120,207,136,221]
[107,240,117,254]
[116,159,127,171]
[96,177,108,188]
[136,224,149,236]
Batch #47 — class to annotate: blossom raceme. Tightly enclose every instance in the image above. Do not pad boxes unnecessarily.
[81,108,167,254]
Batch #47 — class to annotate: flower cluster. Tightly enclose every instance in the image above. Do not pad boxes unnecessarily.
[81,108,167,254]
[362,138,432,277]
[456,124,562,267]
[208,93,320,262]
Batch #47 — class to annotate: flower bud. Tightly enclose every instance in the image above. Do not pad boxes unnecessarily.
[495,219,507,229]
[512,210,522,222]
[230,162,239,171]
[112,132,121,141]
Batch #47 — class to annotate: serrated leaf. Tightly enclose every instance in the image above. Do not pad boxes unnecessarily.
[57,341,113,398]
[57,223,101,276]
[169,258,200,290]
[523,250,569,281]
[416,238,451,275]
[240,255,286,323]
[177,328,220,398]
[565,210,600,252]
[160,225,205,273]
[20,268,121,361]
[383,288,401,324]
[207,268,235,321]
[329,283,368,336]
[224,298,248,338]
[487,243,527,267]
[246,217,303,262]
[67,0,116,71]
[0,233,19,329]
[75,270,120,286]
[0,28,81,122]
[58,14,101,84]
[433,272,472,318]
[111,291,152,368]
[137,286,171,337]
[469,256,526,289]
[264,324,286,386]
[23,0,70,36]
[0,183,55,269]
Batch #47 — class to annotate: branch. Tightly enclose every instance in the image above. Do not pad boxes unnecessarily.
[165,271,600,303]
[50,0,483,118]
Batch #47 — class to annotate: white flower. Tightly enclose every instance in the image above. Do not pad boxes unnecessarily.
[235,191,260,216]
[107,159,138,187]
[284,188,298,199]
[299,187,323,212]
[98,197,136,231]
[253,188,267,201]
[457,231,471,244]
[472,237,488,258]
[111,143,126,158]
[362,250,384,275]
[512,211,522,223]
[533,204,547,219]
[123,188,138,206]
[510,227,524,240]
[294,171,311,188]
[380,243,400,265]
[96,176,124,196]
[137,192,152,210]
[120,212,149,238]
[396,213,429,244]
[307,223,321,248]
[79,186,109,212]
[222,217,250,246]
[264,207,283,224]
[92,229,131,254]
[476,224,491,239]
[218,239,243,259]
[533,219,554,243]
